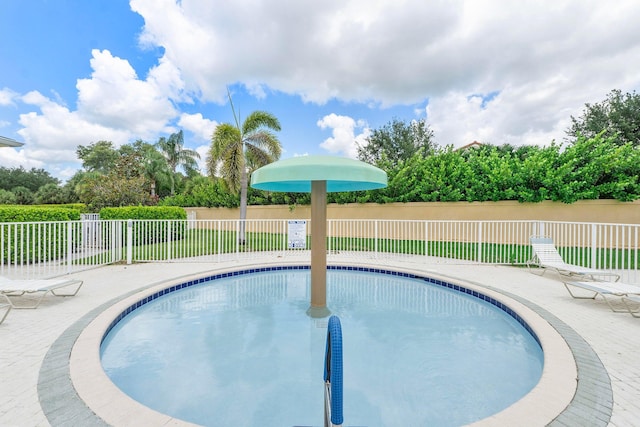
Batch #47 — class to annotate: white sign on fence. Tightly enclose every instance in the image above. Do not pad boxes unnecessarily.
[288,220,307,249]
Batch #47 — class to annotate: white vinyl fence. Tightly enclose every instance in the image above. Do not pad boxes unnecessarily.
[1,219,638,283]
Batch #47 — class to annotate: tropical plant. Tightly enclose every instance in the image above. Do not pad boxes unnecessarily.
[156,130,201,195]
[34,183,66,204]
[11,186,35,205]
[207,93,282,243]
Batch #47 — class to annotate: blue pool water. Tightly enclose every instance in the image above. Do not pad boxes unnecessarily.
[100,268,543,427]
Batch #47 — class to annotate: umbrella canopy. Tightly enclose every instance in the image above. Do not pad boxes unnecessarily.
[251,155,387,317]
[250,155,387,192]
[0,136,23,148]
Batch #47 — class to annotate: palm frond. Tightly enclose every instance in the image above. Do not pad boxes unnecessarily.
[243,111,281,135]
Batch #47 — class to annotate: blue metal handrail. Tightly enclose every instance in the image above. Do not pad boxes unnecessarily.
[324,315,343,427]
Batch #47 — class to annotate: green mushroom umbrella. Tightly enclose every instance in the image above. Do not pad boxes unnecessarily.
[251,156,387,317]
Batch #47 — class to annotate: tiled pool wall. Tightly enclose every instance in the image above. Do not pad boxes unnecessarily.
[100,265,541,349]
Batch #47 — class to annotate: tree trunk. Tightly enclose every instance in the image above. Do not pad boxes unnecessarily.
[239,167,248,245]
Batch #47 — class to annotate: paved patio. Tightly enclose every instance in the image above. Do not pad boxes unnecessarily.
[0,256,638,426]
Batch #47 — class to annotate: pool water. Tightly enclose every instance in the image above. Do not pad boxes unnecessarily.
[101,269,543,427]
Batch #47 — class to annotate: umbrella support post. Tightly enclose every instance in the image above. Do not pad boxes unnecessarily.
[307,180,331,318]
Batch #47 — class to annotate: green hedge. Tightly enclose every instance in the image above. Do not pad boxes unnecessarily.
[0,205,82,222]
[0,206,83,264]
[100,206,187,246]
[100,206,186,220]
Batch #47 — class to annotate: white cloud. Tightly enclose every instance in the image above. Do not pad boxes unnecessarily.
[0,88,19,106]
[177,112,217,142]
[317,113,370,158]
[131,0,640,108]
[174,112,217,173]
[426,76,585,147]
[76,49,179,136]
[2,49,188,177]
[126,0,640,151]
[0,147,43,170]
[4,0,640,179]
[194,144,210,174]
[18,91,132,161]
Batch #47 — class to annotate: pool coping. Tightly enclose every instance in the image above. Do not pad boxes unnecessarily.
[39,261,612,426]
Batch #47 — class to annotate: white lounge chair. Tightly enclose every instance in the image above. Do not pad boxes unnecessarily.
[563,280,640,313]
[528,236,620,282]
[0,276,83,309]
[622,295,640,318]
[0,296,10,324]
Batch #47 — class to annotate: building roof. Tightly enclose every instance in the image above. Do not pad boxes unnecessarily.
[0,136,24,148]
[455,141,483,151]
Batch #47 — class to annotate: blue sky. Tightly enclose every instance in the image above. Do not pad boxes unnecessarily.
[1,0,639,182]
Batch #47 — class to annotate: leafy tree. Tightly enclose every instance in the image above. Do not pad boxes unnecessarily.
[0,189,17,204]
[513,144,561,202]
[76,141,120,173]
[208,94,282,243]
[35,183,66,204]
[11,186,35,205]
[462,145,518,201]
[160,175,240,208]
[0,166,59,192]
[113,148,145,179]
[76,172,154,211]
[60,171,86,204]
[156,130,201,195]
[567,89,640,146]
[554,133,640,202]
[357,118,436,167]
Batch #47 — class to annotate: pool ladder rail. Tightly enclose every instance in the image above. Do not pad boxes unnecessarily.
[297,315,367,427]
[324,315,343,427]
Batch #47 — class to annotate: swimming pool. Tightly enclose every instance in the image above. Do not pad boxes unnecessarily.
[99,266,544,427]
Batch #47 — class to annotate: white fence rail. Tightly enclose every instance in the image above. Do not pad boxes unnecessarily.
[1,219,638,283]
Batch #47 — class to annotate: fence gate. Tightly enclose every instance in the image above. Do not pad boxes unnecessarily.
[81,213,102,248]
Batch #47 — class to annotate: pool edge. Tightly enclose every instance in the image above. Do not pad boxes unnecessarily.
[41,261,610,426]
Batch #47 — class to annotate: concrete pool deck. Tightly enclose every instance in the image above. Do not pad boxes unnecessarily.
[0,255,638,426]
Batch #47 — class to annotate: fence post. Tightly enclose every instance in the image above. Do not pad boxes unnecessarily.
[113,221,120,263]
[166,220,172,261]
[477,222,483,263]
[217,220,222,263]
[424,221,428,259]
[67,221,73,273]
[236,220,240,260]
[374,220,379,258]
[591,223,598,269]
[127,220,133,265]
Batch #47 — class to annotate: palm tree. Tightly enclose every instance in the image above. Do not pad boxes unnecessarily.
[143,147,173,198]
[208,96,282,244]
[156,130,201,195]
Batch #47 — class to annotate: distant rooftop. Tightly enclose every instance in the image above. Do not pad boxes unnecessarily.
[0,136,24,148]
[455,141,483,151]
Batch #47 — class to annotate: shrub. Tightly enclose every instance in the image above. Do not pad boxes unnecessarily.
[0,206,82,264]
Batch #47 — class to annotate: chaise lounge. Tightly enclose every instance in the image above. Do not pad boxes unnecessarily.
[528,236,620,282]
[0,276,84,309]
[563,280,640,314]
[0,296,10,324]
[622,295,640,318]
